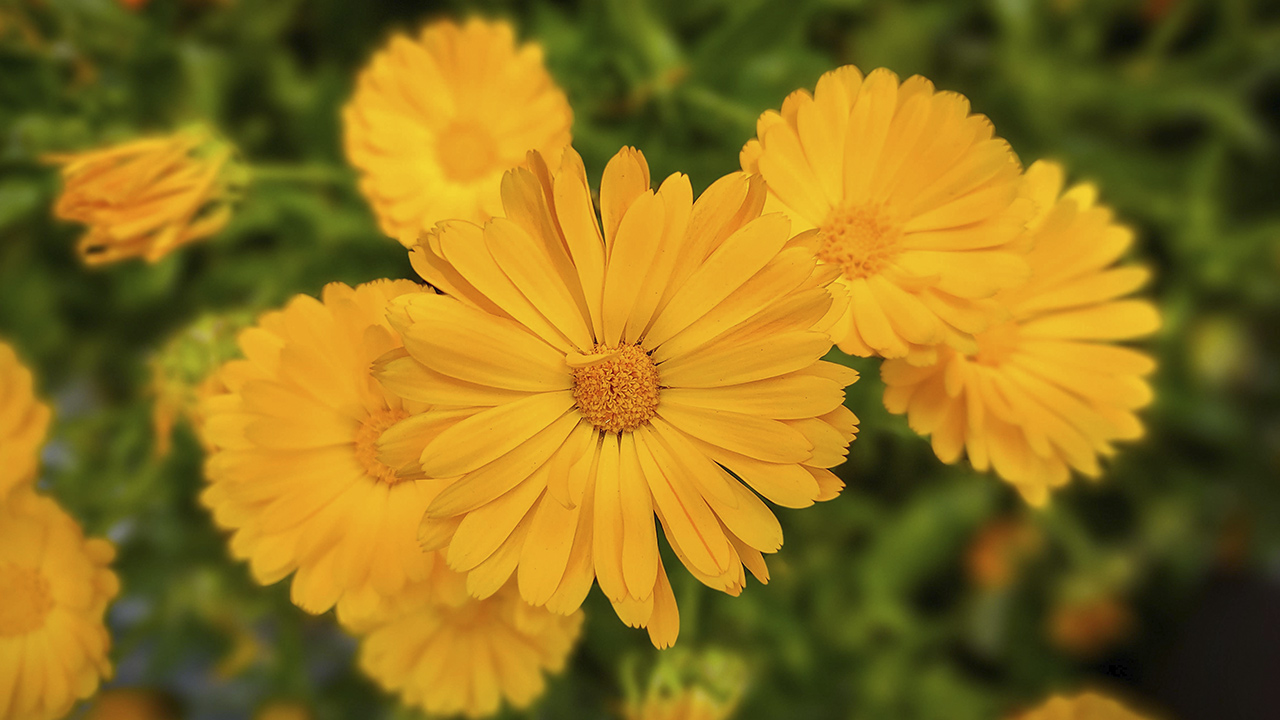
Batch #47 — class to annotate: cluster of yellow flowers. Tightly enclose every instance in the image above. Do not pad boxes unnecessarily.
[0,342,118,720]
[32,13,1162,720]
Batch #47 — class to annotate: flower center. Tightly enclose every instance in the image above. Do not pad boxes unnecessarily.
[972,321,1021,366]
[356,407,411,486]
[571,344,661,433]
[0,563,53,637]
[818,202,904,279]
[436,122,499,183]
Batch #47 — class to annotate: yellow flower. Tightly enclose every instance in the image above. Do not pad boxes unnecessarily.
[353,572,582,719]
[85,689,178,720]
[344,17,574,246]
[741,66,1033,365]
[0,341,51,498]
[881,160,1160,503]
[0,488,118,720]
[624,649,747,720]
[377,146,858,647]
[1010,691,1156,720]
[47,126,242,265]
[198,279,444,621]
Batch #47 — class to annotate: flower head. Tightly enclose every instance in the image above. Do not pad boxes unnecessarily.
[198,279,443,621]
[344,17,574,246]
[47,126,243,265]
[378,146,858,647]
[0,341,52,497]
[741,66,1033,365]
[1010,691,1156,720]
[352,572,582,718]
[881,161,1160,503]
[0,488,118,720]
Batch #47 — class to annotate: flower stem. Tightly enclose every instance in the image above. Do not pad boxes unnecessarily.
[249,163,350,185]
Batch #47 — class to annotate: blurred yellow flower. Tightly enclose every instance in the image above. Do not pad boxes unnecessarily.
[353,571,582,719]
[198,279,445,622]
[1010,691,1155,720]
[85,688,178,720]
[47,126,242,265]
[624,649,747,720]
[378,146,857,647]
[881,160,1160,503]
[344,17,574,246]
[0,489,118,720]
[966,516,1043,590]
[741,65,1033,365]
[254,700,313,720]
[0,341,51,497]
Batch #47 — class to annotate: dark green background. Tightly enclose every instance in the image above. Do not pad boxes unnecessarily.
[2,0,1279,718]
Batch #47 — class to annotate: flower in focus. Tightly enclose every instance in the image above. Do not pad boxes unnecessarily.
[966,516,1043,590]
[198,279,443,622]
[0,489,118,720]
[378,146,858,647]
[623,649,747,720]
[352,571,583,718]
[1010,691,1156,720]
[0,341,52,497]
[46,125,244,266]
[150,313,252,457]
[881,160,1161,503]
[84,689,179,720]
[344,17,574,246]
[741,65,1032,365]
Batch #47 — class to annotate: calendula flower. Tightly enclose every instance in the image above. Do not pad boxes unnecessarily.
[624,649,747,720]
[1010,691,1156,720]
[741,66,1032,365]
[0,488,119,720]
[0,341,51,497]
[881,160,1160,503]
[198,279,443,622]
[47,125,243,265]
[378,146,858,647]
[344,17,573,246]
[85,689,178,720]
[353,572,583,719]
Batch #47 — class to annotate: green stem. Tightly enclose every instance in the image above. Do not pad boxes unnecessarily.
[249,163,349,185]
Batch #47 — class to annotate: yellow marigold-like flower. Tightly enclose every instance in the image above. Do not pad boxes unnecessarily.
[84,689,178,720]
[344,17,574,246]
[1010,691,1156,720]
[0,488,118,720]
[353,571,583,718]
[741,66,1033,365]
[0,341,52,498]
[46,125,243,265]
[198,279,443,621]
[377,146,858,647]
[881,160,1161,503]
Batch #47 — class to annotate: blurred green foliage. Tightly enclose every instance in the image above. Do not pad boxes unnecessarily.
[2,0,1279,719]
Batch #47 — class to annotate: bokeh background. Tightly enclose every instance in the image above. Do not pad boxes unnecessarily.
[2,0,1279,718]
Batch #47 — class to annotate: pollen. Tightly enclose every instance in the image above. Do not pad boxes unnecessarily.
[356,407,412,485]
[571,343,661,433]
[818,202,904,279]
[0,563,54,637]
[436,122,499,183]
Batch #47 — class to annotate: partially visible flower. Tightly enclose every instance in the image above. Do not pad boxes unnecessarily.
[254,700,313,720]
[623,649,747,720]
[85,689,179,720]
[1048,593,1132,658]
[742,65,1032,365]
[0,341,51,497]
[882,160,1160,503]
[379,147,858,647]
[966,516,1043,590]
[198,280,441,622]
[150,312,252,457]
[0,488,119,720]
[344,17,574,246]
[352,571,583,719]
[46,125,245,265]
[1009,691,1156,720]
